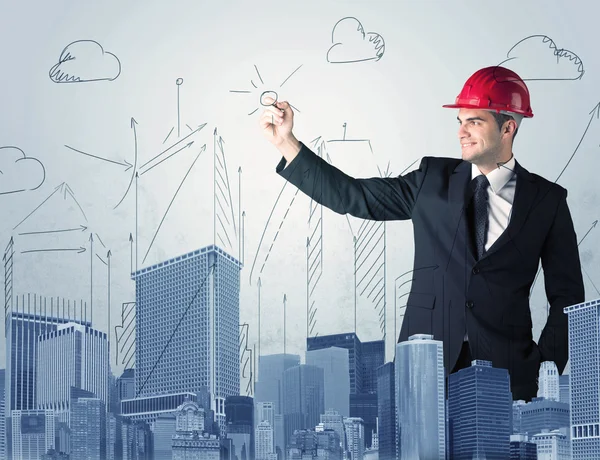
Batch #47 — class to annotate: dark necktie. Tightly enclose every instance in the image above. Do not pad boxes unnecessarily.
[472,175,490,260]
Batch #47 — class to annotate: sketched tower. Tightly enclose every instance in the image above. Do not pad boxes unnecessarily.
[133,244,240,434]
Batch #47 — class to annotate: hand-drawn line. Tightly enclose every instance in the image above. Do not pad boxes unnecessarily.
[142,145,207,264]
[21,247,86,254]
[135,173,138,273]
[306,139,326,338]
[136,263,215,398]
[280,64,303,87]
[327,17,385,64]
[555,103,599,183]
[140,124,206,170]
[249,183,302,286]
[139,141,194,176]
[177,78,183,138]
[163,127,175,145]
[107,250,112,348]
[4,237,15,319]
[0,146,45,195]
[96,253,107,266]
[49,40,121,83]
[95,233,106,248]
[13,182,88,229]
[89,233,93,322]
[257,277,262,360]
[239,323,254,395]
[230,64,303,116]
[64,145,133,171]
[129,233,134,274]
[114,301,136,367]
[18,225,87,236]
[582,265,600,297]
[64,184,88,222]
[213,129,237,254]
[498,35,584,81]
[527,103,600,296]
[114,118,139,210]
[241,210,245,266]
[238,167,242,264]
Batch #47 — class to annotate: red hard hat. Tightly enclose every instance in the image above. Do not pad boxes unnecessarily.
[443,66,534,118]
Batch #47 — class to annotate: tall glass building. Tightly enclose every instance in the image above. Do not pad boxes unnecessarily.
[133,244,240,433]
[395,334,445,460]
[565,297,600,458]
[447,359,512,459]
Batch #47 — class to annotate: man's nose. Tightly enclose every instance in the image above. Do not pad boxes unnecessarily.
[458,124,469,138]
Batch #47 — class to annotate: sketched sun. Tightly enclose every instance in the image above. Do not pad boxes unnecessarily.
[230,64,303,115]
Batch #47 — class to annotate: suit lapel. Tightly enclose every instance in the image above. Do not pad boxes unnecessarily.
[448,159,538,263]
[449,160,476,264]
[481,159,538,261]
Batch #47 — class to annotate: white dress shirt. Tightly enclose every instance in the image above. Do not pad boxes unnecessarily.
[464,155,517,341]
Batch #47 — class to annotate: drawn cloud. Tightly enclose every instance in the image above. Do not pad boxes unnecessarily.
[327,17,385,64]
[498,35,584,81]
[0,146,45,195]
[49,40,121,83]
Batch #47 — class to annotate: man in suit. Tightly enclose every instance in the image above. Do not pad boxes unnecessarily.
[259,66,585,402]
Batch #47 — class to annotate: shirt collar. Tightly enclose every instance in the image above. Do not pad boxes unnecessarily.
[471,155,516,194]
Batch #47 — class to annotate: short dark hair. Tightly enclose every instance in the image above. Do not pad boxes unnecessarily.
[490,111,518,141]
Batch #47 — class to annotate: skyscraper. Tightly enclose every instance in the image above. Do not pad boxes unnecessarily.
[307,333,363,394]
[36,322,109,425]
[564,297,600,458]
[133,245,240,432]
[448,360,512,459]
[376,362,395,460]
[306,347,350,417]
[282,364,324,445]
[395,334,445,460]
[537,361,560,401]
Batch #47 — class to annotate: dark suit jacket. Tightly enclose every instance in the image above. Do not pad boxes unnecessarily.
[276,142,585,401]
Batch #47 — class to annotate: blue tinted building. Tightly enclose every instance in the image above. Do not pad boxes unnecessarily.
[448,359,512,459]
[565,297,600,458]
[133,245,240,433]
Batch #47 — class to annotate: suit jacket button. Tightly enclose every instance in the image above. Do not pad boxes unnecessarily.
[466,301,474,309]
[472,267,479,275]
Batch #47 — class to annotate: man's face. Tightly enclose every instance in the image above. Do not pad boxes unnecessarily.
[456,108,504,164]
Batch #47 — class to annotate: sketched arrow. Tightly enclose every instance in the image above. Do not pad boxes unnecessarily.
[139,141,195,176]
[555,102,600,183]
[135,172,139,273]
[257,276,262,359]
[107,249,112,346]
[139,123,207,170]
[241,210,246,266]
[238,166,242,264]
[13,182,65,230]
[129,233,134,274]
[114,118,139,210]
[142,145,207,264]
[89,233,94,319]
[64,145,133,171]
[21,246,86,254]
[18,225,88,236]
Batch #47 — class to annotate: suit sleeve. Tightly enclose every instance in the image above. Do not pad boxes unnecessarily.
[275,142,429,221]
[538,188,585,374]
